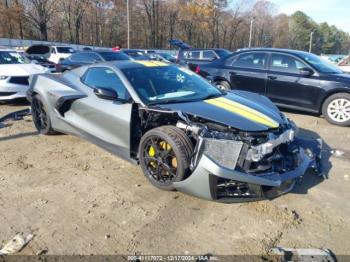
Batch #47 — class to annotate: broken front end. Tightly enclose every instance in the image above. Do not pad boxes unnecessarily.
[173,119,322,202]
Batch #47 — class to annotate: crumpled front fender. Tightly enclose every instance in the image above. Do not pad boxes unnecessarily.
[173,137,322,202]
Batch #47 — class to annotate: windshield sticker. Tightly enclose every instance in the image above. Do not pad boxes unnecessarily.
[105,69,114,74]
[9,52,25,63]
[176,73,185,83]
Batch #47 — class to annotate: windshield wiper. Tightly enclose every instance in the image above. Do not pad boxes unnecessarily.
[147,99,185,105]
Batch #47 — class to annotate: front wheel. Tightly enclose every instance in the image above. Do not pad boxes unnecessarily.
[139,126,193,191]
[322,93,350,126]
[31,94,57,135]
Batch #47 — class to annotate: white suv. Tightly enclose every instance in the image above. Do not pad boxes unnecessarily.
[49,46,76,63]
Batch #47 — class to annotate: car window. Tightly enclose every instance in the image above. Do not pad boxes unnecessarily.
[270,53,306,74]
[82,67,130,100]
[56,47,75,54]
[98,52,130,61]
[121,65,222,105]
[85,53,102,62]
[70,53,87,62]
[203,51,217,60]
[297,52,343,74]
[233,52,267,69]
[183,51,200,60]
[70,53,101,63]
[215,49,231,58]
[0,51,30,64]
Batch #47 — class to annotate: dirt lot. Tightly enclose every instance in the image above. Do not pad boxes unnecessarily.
[0,100,350,256]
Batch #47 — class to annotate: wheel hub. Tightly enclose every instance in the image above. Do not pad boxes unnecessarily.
[144,137,178,183]
[327,98,350,123]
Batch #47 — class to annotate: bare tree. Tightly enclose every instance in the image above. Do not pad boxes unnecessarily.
[25,0,57,40]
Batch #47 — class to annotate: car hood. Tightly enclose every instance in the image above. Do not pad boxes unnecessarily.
[157,91,284,132]
[0,64,47,76]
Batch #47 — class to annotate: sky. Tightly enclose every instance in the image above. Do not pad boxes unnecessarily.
[270,0,350,33]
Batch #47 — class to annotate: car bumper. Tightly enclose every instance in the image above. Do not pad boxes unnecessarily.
[173,138,322,202]
[0,83,29,101]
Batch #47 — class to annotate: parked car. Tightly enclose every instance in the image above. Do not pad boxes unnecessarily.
[25,45,76,64]
[198,48,350,126]
[338,55,350,73]
[27,60,321,202]
[26,55,56,73]
[50,46,76,63]
[169,39,231,68]
[121,49,151,60]
[56,50,131,72]
[0,49,48,101]
[151,52,177,63]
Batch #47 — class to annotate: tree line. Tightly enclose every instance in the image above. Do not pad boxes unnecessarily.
[0,0,349,54]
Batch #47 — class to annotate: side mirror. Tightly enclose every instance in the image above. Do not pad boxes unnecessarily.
[299,68,313,76]
[93,87,118,100]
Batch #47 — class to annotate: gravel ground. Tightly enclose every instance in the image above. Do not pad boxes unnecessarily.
[0,100,349,256]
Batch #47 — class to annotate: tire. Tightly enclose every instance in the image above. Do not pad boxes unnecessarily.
[322,93,350,126]
[214,80,231,90]
[31,94,57,135]
[139,126,193,191]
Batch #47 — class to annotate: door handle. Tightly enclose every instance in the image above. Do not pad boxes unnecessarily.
[268,75,277,80]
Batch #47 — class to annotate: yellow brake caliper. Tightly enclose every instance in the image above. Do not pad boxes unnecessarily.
[159,141,177,169]
[148,146,157,169]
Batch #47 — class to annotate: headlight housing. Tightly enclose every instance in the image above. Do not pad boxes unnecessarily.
[0,76,9,80]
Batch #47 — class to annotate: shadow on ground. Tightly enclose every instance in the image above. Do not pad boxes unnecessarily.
[0,131,38,142]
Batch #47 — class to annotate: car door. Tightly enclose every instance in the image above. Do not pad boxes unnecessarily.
[228,51,268,94]
[266,53,321,111]
[64,66,133,158]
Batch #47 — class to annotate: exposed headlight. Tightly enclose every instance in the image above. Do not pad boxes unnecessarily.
[0,76,9,80]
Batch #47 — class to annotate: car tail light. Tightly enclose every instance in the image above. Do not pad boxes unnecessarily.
[195,65,200,74]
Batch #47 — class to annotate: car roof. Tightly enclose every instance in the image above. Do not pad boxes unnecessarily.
[235,48,311,56]
[180,48,228,52]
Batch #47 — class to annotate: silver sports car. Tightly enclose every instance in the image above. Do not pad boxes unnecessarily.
[27,60,322,202]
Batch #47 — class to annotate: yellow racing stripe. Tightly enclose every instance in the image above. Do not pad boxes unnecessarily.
[134,60,168,67]
[205,97,279,128]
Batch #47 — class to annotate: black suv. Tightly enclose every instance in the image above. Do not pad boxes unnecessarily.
[199,48,350,126]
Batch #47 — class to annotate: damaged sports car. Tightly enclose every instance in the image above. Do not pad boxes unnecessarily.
[27,60,322,202]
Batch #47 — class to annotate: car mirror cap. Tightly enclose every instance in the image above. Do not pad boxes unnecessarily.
[299,68,314,76]
[93,87,118,100]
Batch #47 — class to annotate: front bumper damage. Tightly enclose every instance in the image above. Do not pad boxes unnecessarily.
[173,135,322,203]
